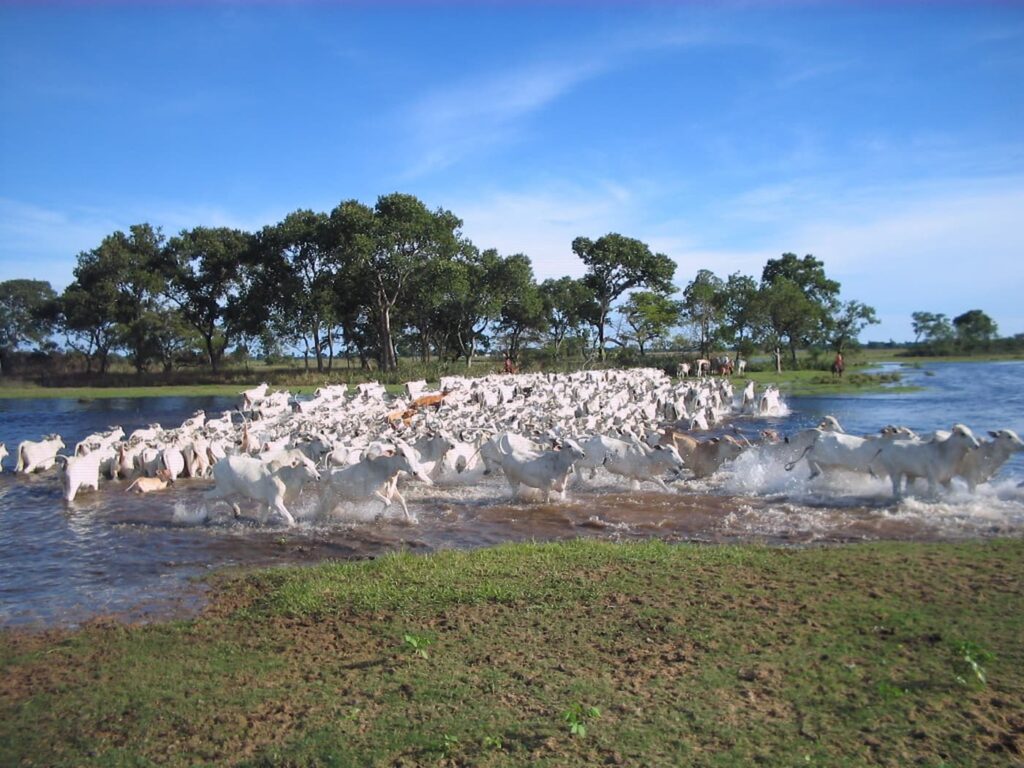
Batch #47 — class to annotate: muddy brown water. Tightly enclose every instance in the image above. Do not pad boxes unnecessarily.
[2,362,1022,627]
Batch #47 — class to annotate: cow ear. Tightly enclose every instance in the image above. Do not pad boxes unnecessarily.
[989,430,1000,439]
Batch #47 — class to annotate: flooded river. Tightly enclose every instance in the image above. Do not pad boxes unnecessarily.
[2,362,1023,627]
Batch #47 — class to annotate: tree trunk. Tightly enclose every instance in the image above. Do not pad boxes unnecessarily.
[379,307,397,371]
[205,333,220,374]
[597,307,608,361]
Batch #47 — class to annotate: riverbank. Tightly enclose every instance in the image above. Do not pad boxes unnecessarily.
[0,367,909,400]
[2,538,1021,766]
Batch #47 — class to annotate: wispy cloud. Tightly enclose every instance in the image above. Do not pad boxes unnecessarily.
[402,56,606,178]
[399,20,710,178]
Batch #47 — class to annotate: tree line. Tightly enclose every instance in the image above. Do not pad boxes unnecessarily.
[908,309,1016,355]
[1,191,891,378]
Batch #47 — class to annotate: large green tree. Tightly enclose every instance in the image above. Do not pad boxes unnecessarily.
[492,253,545,361]
[953,309,998,350]
[539,276,594,359]
[58,246,124,374]
[101,224,168,373]
[911,311,954,347]
[719,272,760,360]
[759,253,841,368]
[254,211,349,372]
[0,279,57,376]
[830,300,879,353]
[332,194,462,371]
[572,233,675,360]
[681,269,725,358]
[163,226,252,373]
[618,290,682,355]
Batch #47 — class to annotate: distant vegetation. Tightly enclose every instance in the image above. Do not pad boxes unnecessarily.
[0,191,1017,388]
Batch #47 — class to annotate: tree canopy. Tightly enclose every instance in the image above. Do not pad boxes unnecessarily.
[1,191,927,377]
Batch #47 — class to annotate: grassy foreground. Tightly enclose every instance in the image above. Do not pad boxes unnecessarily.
[2,539,1022,767]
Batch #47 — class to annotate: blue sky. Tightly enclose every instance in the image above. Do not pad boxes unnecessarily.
[1,1,1022,342]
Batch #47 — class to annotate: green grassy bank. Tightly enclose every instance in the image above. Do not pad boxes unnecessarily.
[745,366,917,396]
[3,538,1022,766]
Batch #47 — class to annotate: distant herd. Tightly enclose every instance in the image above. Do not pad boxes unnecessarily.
[1,368,1021,526]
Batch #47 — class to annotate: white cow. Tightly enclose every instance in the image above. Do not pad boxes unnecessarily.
[159,446,187,481]
[602,441,686,491]
[318,442,433,520]
[0,442,7,469]
[128,424,162,443]
[479,432,546,475]
[749,416,844,469]
[15,435,66,474]
[204,455,320,526]
[407,433,458,479]
[577,434,630,478]
[868,424,981,500]
[240,382,269,410]
[789,430,900,480]
[57,450,104,502]
[740,381,756,413]
[494,440,586,502]
[74,427,124,456]
[736,358,747,375]
[759,385,783,415]
[955,428,1024,492]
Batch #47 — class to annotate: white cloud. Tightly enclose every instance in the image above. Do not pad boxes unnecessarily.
[450,173,1024,343]
[0,198,278,291]
[402,57,606,178]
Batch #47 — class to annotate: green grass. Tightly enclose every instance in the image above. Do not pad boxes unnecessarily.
[744,366,919,396]
[3,538,1022,766]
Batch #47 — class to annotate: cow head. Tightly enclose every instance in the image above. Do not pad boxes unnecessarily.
[950,424,981,450]
[989,429,1024,449]
[394,439,433,485]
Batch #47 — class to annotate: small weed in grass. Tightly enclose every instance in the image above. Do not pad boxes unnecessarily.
[402,632,432,659]
[563,702,601,738]
[952,640,994,687]
[440,733,460,758]
[876,681,907,701]
[482,734,504,751]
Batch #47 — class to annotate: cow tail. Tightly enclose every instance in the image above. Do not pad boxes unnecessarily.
[784,444,814,472]
[867,448,884,479]
[14,444,24,473]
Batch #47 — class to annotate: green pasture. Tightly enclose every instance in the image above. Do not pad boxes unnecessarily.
[2,538,1021,766]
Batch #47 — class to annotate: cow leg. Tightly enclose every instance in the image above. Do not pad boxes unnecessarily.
[392,488,413,521]
[653,477,671,493]
[890,473,904,500]
[372,490,393,509]
[271,498,296,527]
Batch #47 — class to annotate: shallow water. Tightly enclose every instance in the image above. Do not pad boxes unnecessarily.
[1,362,1022,628]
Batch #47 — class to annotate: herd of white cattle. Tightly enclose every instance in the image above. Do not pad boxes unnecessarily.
[1,368,1021,527]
